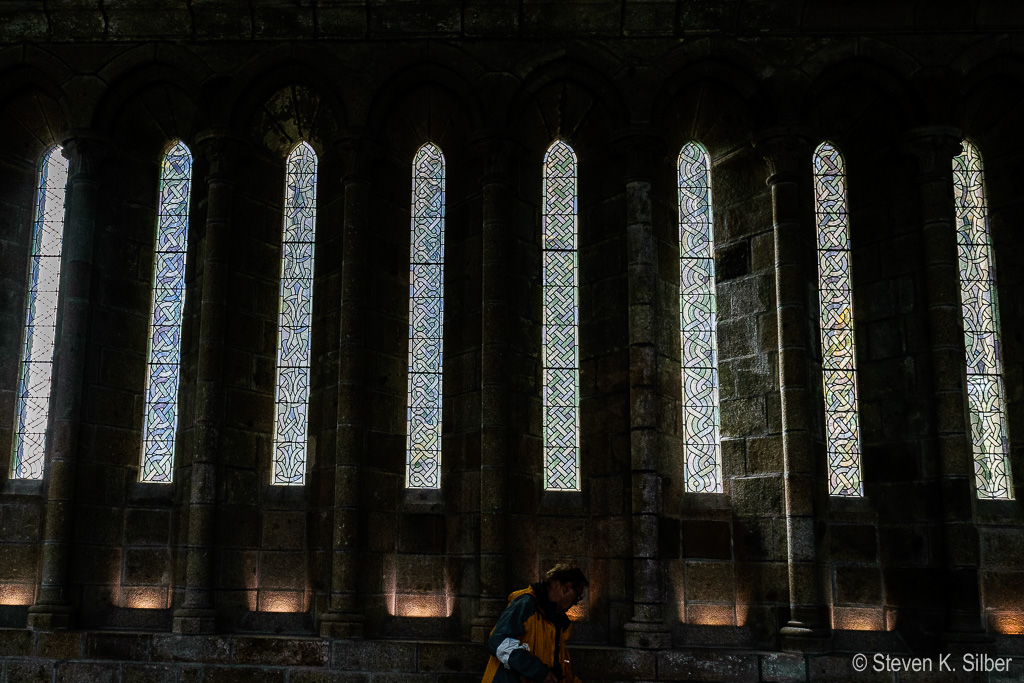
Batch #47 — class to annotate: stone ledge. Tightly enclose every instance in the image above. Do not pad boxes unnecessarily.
[2,632,1024,681]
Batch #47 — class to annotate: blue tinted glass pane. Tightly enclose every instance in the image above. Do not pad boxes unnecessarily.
[272,142,317,486]
[678,142,722,493]
[814,142,863,497]
[406,143,445,489]
[953,141,1012,500]
[543,141,580,491]
[11,146,69,480]
[141,141,192,483]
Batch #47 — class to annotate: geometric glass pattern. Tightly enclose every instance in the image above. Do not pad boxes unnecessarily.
[140,141,192,483]
[813,141,863,497]
[10,146,69,480]
[678,141,722,493]
[542,140,580,491]
[952,140,1012,500]
[271,141,317,486]
[406,142,445,489]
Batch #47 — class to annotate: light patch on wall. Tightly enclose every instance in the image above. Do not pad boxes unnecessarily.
[122,587,169,610]
[832,606,883,631]
[258,590,307,613]
[0,583,34,605]
[735,602,749,627]
[686,604,735,626]
[990,612,1024,635]
[384,560,453,617]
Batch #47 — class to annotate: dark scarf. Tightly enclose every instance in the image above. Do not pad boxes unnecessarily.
[529,581,570,680]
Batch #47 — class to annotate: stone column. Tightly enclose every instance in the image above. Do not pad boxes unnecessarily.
[471,134,514,641]
[172,131,242,634]
[756,130,831,651]
[902,127,987,642]
[28,132,111,630]
[318,135,376,637]
[616,132,671,649]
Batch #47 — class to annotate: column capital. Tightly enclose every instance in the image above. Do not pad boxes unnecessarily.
[609,126,667,182]
[901,126,963,174]
[470,130,516,183]
[330,129,382,184]
[754,127,812,183]
[194,129,247,180]
[59,130,114,180]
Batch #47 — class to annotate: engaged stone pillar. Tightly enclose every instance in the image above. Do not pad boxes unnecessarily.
[757,130,831,652]
[318,135,376,638]
[617,132,671,649]
[28,132,111,630]
[173,131,242,634]
[472,134,514,641]
[903,127,986,642]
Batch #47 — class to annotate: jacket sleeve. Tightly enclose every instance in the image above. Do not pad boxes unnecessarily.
[486,595,551,682]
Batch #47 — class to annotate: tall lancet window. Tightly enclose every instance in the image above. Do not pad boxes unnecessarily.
[272,141,318,486]
[406,143,445,489]
[542,140,580,491]
[953,140,1012,500]
[10,146,69,480]
[678,142,722,493]
[140,141,193,483]
[813,141,863,496]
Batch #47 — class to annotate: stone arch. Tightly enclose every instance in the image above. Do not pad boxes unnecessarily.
[366,59,484,158]
[230,51,349,158]
[801,57,917,142]
[0,64,67,167]
[92,61,207,160]
[653,56,771,159]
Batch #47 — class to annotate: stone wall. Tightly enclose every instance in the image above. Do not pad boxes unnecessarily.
[1,1,1024,679]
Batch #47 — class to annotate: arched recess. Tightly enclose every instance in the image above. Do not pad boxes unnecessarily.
[801,57,924,635]
[506,60,624,637]
[221,80,343,622]
[0,70,66,607]
[955,57,1024,631]
[362,70,478,632]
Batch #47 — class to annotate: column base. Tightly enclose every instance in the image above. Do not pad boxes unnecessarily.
[27,603,74,630]
[318,611,365,638]
[472,599,506,642]
[780,622,831,653]
[941,629,994,655]
[172,608,218,635]
[623,622,672,649]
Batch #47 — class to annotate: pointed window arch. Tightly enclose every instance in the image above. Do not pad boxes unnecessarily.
[678,141,722,493]
[813,141,863,496]
[406,142,445,489]
[953,140,1012,500]
[140,141,193,483]
[272,141,318,486]
[542,140,580,491]
[10,146,69,480]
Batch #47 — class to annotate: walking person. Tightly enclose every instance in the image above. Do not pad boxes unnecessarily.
[481,564,588,683]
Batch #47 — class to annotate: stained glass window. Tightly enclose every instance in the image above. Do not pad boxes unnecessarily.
[272,141,317,486]
[542,140,580,491]
[678,142,722,493]
[406,143,445,489]
[813,141,863,497]
[140,141,192,483]
[10,146,69,480]
[953,140,1012,500]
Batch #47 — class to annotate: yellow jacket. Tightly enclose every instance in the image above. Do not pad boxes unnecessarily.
[481,585,581,683]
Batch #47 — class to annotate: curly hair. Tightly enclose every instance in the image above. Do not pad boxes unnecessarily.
[544,564,589,600]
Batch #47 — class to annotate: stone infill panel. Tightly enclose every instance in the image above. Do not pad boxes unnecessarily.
[6,629,1019,682]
